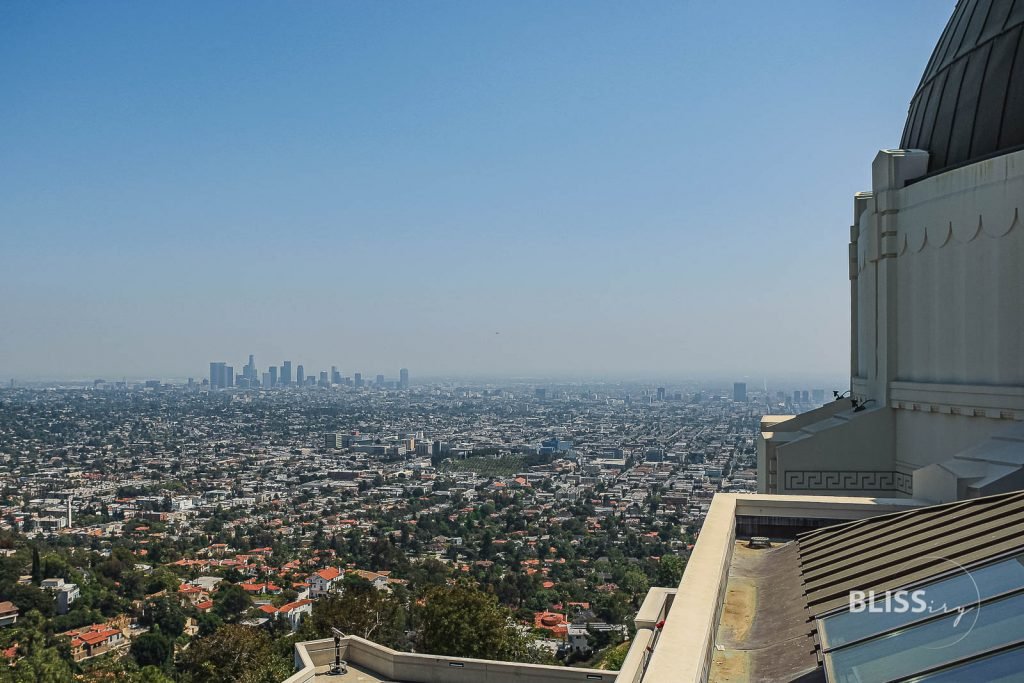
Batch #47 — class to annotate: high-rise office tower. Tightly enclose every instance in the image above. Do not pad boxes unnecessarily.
[319,371,328,386]
[399,368,409,389]
[209,362,225,389]
[331,366,341,385]
[733,382,747,402]
[802,390,809,403]
[282,361,292,386]
[375,374,385,387]
[209,362,233,389]
[269,366,278,387]
[262,372,271,388]
[245,354,257,382]
[793,390,801,404]
[354,373,363,387]
[297,365,305,385]
[657,387,666,401]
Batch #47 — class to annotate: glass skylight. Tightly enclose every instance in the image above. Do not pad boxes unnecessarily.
[824,591,1024,683]
[818,553,1024,651]
[905,644,1024,682]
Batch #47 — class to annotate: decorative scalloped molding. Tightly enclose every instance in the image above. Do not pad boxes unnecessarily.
[898,208,1018,255]
[858,206,1021,273]
[864,208,1019,266]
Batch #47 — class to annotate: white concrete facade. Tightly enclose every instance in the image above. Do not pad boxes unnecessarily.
[760,148,1024,502]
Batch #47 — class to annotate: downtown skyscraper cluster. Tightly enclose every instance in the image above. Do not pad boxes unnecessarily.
[208,355,409,391]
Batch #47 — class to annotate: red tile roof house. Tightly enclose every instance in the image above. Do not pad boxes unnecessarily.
[262,599,314,631]
[62,624,127,662]
[533,611,569,637]
[177,584,209,607]
[349,569,391,591]
[308,567,342,598]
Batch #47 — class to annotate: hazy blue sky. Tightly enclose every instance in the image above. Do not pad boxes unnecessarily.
[1,1,952,381]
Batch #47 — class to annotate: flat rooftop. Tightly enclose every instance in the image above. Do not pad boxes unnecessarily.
[313,662,393,682]
[710,540,823,683]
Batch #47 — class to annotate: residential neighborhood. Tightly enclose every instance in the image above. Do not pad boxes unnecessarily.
[0,378,782,679]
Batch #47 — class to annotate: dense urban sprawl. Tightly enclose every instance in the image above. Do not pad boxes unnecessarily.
[0,377,823,681]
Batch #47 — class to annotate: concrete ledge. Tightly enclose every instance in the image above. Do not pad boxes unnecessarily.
[642,494,737,683]
[615,628,653,683]
[616,587,676,683]
[633,588,675,629]
[293,635,616,683]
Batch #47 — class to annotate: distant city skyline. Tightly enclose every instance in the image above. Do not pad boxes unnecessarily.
[6,366,847,396]
[4,354,850,390]
[0,2,951,381]
[208,355,411,389]
[1,367,843,388]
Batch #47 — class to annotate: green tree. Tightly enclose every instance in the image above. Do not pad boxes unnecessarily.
[298,578,404,648]
[7,585,55,618]
[655,555,686,587]
[130,632,173,668]
[140,596,186,638]
[408,558,448,590]
[619,568,649,599]
[196,611,223,637]
[143,569,180,596]
[30,548,41,586]
[3,645,72,683]
[213,583,253,622]
[595,592,631,625]
[417,584,540,662]
[137,667,175,683]
[178,624,289,683]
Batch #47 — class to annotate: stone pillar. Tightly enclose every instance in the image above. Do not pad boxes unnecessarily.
[865,149,929,406]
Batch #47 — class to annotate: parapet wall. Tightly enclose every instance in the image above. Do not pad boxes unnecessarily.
[291,635,617,683]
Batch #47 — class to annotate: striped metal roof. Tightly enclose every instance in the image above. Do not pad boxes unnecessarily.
[796,490,1024,616]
